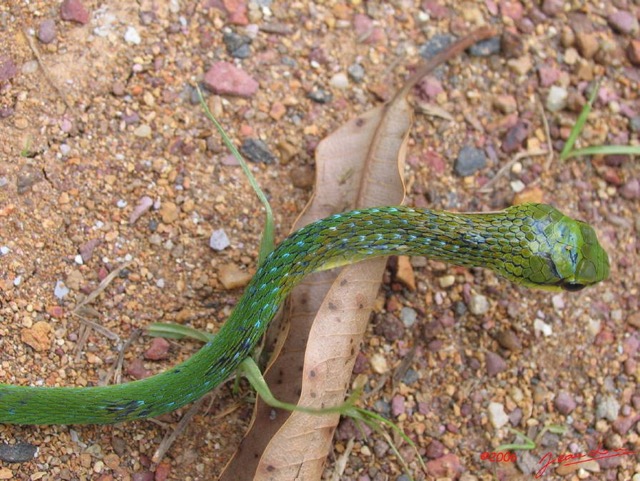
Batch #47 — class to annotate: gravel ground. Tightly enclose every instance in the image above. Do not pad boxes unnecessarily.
[0,1,639,480]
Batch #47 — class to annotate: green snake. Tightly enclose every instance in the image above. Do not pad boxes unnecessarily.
[0,203,609,425]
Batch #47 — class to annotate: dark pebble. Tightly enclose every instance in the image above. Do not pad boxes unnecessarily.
[419,33,456,59]
[223,31,252,59]
[630,115,640,133]
[307,88,332,104]
[502,119,531,153]
[374,313,405,341]
[38,19,57,44]
[0,442,38,463]
[139,10,156,25]
[401,368,419,385]
[347,63,365,82]
[241,138,277,164]
[454,145,486,176]
[468,36,501,57]
[374,399,391,415]
[501,31,524,58]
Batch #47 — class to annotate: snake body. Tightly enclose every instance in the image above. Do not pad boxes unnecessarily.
[0,203,609,425]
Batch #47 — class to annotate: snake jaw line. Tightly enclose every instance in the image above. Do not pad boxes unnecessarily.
[0,203,609,425]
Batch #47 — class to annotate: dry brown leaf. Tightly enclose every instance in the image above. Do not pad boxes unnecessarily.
[220,27,496,481]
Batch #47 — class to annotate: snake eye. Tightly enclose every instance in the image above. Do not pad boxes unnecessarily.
[562,282,586,292]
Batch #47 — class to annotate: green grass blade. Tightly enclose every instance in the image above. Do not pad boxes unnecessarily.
[196,86,275,263]
[561,144,640,161]
[560,79,601,161]
[147,322,214,343]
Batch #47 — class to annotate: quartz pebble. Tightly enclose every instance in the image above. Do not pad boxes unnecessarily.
[468,294,489,315]
[209,229,230,251]
[488,402,509,428]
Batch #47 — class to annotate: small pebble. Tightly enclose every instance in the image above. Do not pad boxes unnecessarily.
[370,353,388,374]
[144,338,171,360]
[0,443,38,463]
[60,0,90,24]
[347,63,364,82]
[485,351,507,376]
[54,280,70,299]
[0,55,17,82]
[391,395,405,417]
[546,85,568,112]
[241,138,276,164]
[307,88,332,104]
[533,318,552,336]
[223,31,252,58]
[468,294,489,315]
[510,180,525,193]
[554,391,576,415]
[551,294,565,311]
[124,26,141,44]
[488,402,509,429]
[419,34,455,59]
[329,72,348,89]
[129,196,154,224]
[400,307,417,327]
[74,254,83,265]
[438,274,455,288]
[607,10,639,35]
[38,19,57,44]
[454,146,486,177]
[133,124,151,138]
[620,178,640,200]
[218,263,252,289]
[203,61,259,98]
[468,36,501,57]
[596,395,620,421]
[116,199,127,208]
[0,246,9,256]
[374,313,404,342]
[209,229,230,251]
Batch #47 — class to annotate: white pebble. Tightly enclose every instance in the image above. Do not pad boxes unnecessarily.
[156,278,165,288]
[469,294,489,315]
[74,255,84,265]
[370,353,388,374]
[13,275,22,286]
[59,144,71,156]
[329,72,349,89]
[510,180,526,193]
[124,26,141,45]
[209,229,230,251]
[546,86,568,112]
[551,294,565,311]
[116,199,127,208]
[533,318,553,337]
[488,402,509,429]
[54,280,70,299]
[0,246,9,256]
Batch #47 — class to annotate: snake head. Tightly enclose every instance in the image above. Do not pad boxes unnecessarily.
[523,204,610,291]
